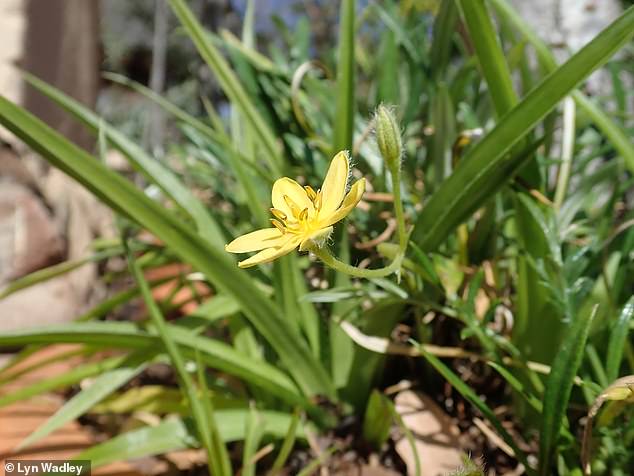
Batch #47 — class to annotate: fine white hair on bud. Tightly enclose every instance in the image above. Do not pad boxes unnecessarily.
[374,104,402,171]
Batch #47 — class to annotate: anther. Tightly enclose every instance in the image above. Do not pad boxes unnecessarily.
[299,207,309,222]
[304,185,317,201]
[283,195,302,217]
[314,190,322,211]
[270,208,287,222]
[270,219,286,233]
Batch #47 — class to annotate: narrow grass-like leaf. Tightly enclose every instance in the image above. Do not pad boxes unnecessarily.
[22,73,225,247]
[0,322,307,406]
[269,408,301,474]
[458,0,517,115]
[196,349,232,475]
[127,247,221,476]
[332,0,356,153]
[606,298,634,382]
[362,389,392,449]
[490,0,634,174]
[417,346,530,470]
[488,362,543,413]
[412,6,634,249]
[0,347,88,387]
[430,0,458,81]
[0,354,132,408]
[0,249,120,300]
[539,307,597,475]
[76,411,308,468]
[241,405,265,476]
[0,97,334,398]
[18,354,147,450]
[168,0,282,176]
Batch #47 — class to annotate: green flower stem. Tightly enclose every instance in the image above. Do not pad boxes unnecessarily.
[389,162,408,252]
[310,244,404,279]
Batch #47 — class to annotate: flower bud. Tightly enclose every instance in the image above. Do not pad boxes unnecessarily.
[375,105,402,170]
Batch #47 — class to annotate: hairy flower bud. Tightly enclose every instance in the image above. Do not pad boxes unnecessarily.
[375,105,402,171]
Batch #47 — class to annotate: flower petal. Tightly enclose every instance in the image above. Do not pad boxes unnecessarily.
[319,178,365,228]
[271,177,314,219]
[320,150,349,215]
[225,228,285,253]
[237,236,301,268]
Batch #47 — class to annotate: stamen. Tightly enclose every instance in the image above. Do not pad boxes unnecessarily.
[283,194,302,218]
[299,207,309,222]
[270,207,287,222]
[314,190,322,211]
[270,219,286,234]
[304,185,317,200]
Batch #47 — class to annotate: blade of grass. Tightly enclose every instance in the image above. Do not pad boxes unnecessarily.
[0,347,89,386]
[241,404,265,476]
[127,244,224,476]
[22,72,225,247]
[0,249,121,300]
[102,72,270,224]
[538,306,597,475]
[430,0,458,81]
[490,0,634,174]
[457,0,518,115]
[195,349,232,475]
[76,410,309,468]
[411,6,634,249]
[457,0,541,186]
[17,354,148,450]
[605,297,634,383]
[416,345,531,471]
[0,96,334,398]
[168,0,283,176]
[0,322,307,407]
[332,0,356,153]
[0,353,134,408]
[269,408,301,475]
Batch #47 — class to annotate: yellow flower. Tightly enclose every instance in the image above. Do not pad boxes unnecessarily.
[225,151,365,268]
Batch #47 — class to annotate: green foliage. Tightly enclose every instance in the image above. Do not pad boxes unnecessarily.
[0,1,633,473]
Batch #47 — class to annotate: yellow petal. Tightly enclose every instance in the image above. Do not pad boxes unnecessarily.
[271,177,314,219]
[225,228,285,253]
[238,236,301,268]
[320,150,349,215]
[319,178,365,228]
[299,226,333,251]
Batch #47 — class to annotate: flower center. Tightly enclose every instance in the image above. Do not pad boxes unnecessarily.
[270,186,323,235]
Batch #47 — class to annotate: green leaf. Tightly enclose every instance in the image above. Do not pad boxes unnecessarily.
[539,307,597,475]
[430,0,458,81]
[0,322,308,407]
[411,6,634,250]
[490,0,634,174]
[0,249,121,300]
[417,346,530,470]
[22,73,225,248]
[605,298,634,383]
[457,0,518,116]
[0,354,132,408]
[241,405,265,476]
[362,390,393,449]
[0,96,334,399]
[76,411,308,468]
[168,0,283,176]
[270,408,301,474]
[18,354,147,450]
[332,0,356,153]
[127,246,224,476]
